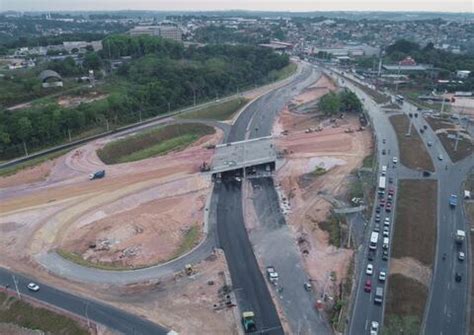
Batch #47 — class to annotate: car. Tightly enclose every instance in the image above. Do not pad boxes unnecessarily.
[374,223,380,232]
[423,170,431,177]
[438,154,443,161]
[364,279,372,292]
[458,251,465,261]
[455,272,462,282]
[384,217,390,227]
[379,271,387,282]
[382,139,386,144]
[366,264,374,275]
[27,282,40,292]
[379,199,385,207]
[375,214,381,222]
[423,125,428,130]
[368,250,376,261]
[392,157,398,164]
[382,149,386,155]
[370,321,379,335]
[385,202,392,212]
[375,206,381,214]
[427,141,433,147]
[388,187,395,195]
[388,177,394,184]
[383,226,390,237]
[304,282,312,291]
[382,250,389,261]
[420,128,424,133]
[414,113,418,118]
[387,194,393,201]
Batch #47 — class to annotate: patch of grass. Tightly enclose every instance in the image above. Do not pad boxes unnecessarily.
[313,166,327,176]
[389,114,434,171]
[173,225,201,259]
[97,123,215,164]
[319,214,343,247]
[384,274,427,335]
[345,76,390,104]
[362,153,374,169]
[438,131,473,163]
[0,292,88,334]
[392,180,437,266]
[56,249,135,271]
[179,97,248,121]
[425,116,455,132]
[267,62,298,82]
[0,148,72,178]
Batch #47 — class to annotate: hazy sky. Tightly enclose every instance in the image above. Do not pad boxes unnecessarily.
[1,0,473,13]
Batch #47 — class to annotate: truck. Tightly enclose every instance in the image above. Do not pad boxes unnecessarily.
[369,232,379,250]
[242,311,256,333]
[89,170,105,180]
[374,287,384,304]
[449,194,458,207]
[378,176,386,192]
[455,230,466,244]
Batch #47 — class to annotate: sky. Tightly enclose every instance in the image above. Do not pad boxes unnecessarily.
[1,0,473,13]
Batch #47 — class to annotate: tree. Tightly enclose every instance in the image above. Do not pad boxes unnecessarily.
[340,90,362,113]
[16,116,32,156]
[318,92,341,115]
[83,52,102,71]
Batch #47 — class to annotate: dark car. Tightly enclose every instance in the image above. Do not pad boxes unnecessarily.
[375,206,381,214]
[423,125,428,130]
[382,149,386,155]
[382,250,389,261]
[382,139,386,144]
[420,128,424,133]
[375,214,381,222]
[368,250,375,261]
[385,202,392,212]
[414,113,418,118]
[455,272,462,282]
[388,177,394,184]
[423,171,431,177]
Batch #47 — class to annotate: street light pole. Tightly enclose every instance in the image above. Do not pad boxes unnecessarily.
[12,275,21,300]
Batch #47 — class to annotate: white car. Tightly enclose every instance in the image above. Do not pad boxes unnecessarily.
[383,226,390,237]
[384,217,390,227]
[379,271,387,282]
[370,321,379,335]
[392,157,398,164]
[458,251,465,261]
[27,282,40,292]
[366,264,374,275]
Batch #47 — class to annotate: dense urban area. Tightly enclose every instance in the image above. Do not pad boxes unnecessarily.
[0,7,473,335]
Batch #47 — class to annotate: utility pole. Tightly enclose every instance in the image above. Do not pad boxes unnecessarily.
[68,128,72,142]
[105,119,109,131]
[454,131,461,152]
[168,102,171,113]
[85,302,91,329]
[23,141,29,157]
[12,275,21,300]
[440,90,447,114]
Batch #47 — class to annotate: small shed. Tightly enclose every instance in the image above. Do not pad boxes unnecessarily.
[39,70,63,88]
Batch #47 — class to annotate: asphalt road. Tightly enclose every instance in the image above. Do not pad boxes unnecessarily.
[0,268,168,335]
[215,62,326,334]
[330,69,473,335]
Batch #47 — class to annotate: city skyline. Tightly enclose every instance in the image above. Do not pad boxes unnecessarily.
[2,0,473,13]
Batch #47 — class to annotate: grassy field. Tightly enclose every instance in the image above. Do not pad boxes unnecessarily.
[389,114,435,172]
[425,116,454,132]
[384,274,427,335]
[179,97,248,121]
[0,292,88,334]
[172,225,201,259]
[268,62,298,81]
[437,131,473,162]
[97,123,215,164]
[0,148,72,178]
[392,180,437,266]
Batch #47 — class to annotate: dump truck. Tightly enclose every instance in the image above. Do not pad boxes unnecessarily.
[242,311,256,333]
[89,170,105,180]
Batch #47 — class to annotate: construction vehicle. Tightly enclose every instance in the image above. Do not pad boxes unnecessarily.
[200,161,211,172]
[242,311,256,332]
[89,170,105,180]
[185,264,193,276]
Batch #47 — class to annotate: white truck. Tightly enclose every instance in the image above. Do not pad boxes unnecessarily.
[378,176,386,191]
[455,230,466,244]
[369,232,379,250]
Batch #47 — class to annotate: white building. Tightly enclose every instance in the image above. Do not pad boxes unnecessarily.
[129,25,182,42]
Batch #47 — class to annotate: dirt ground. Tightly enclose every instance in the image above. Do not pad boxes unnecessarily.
[57,93,108,108]
[101,251,238,335]
[0,159,55,188]
[272,74,373,299]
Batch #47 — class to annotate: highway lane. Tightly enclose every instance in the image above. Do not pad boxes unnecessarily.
[401,103,473,335]
[0,268,168,335]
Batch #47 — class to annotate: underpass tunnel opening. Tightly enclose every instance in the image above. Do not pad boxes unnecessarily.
[211,161,276,182]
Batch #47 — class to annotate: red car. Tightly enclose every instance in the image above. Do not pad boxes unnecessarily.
[379,198,386,207]
[364,279,372,292]
[388,188,395,196]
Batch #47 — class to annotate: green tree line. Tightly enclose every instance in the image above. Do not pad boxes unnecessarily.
[0,35,289,159]
[318,89,363,115]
